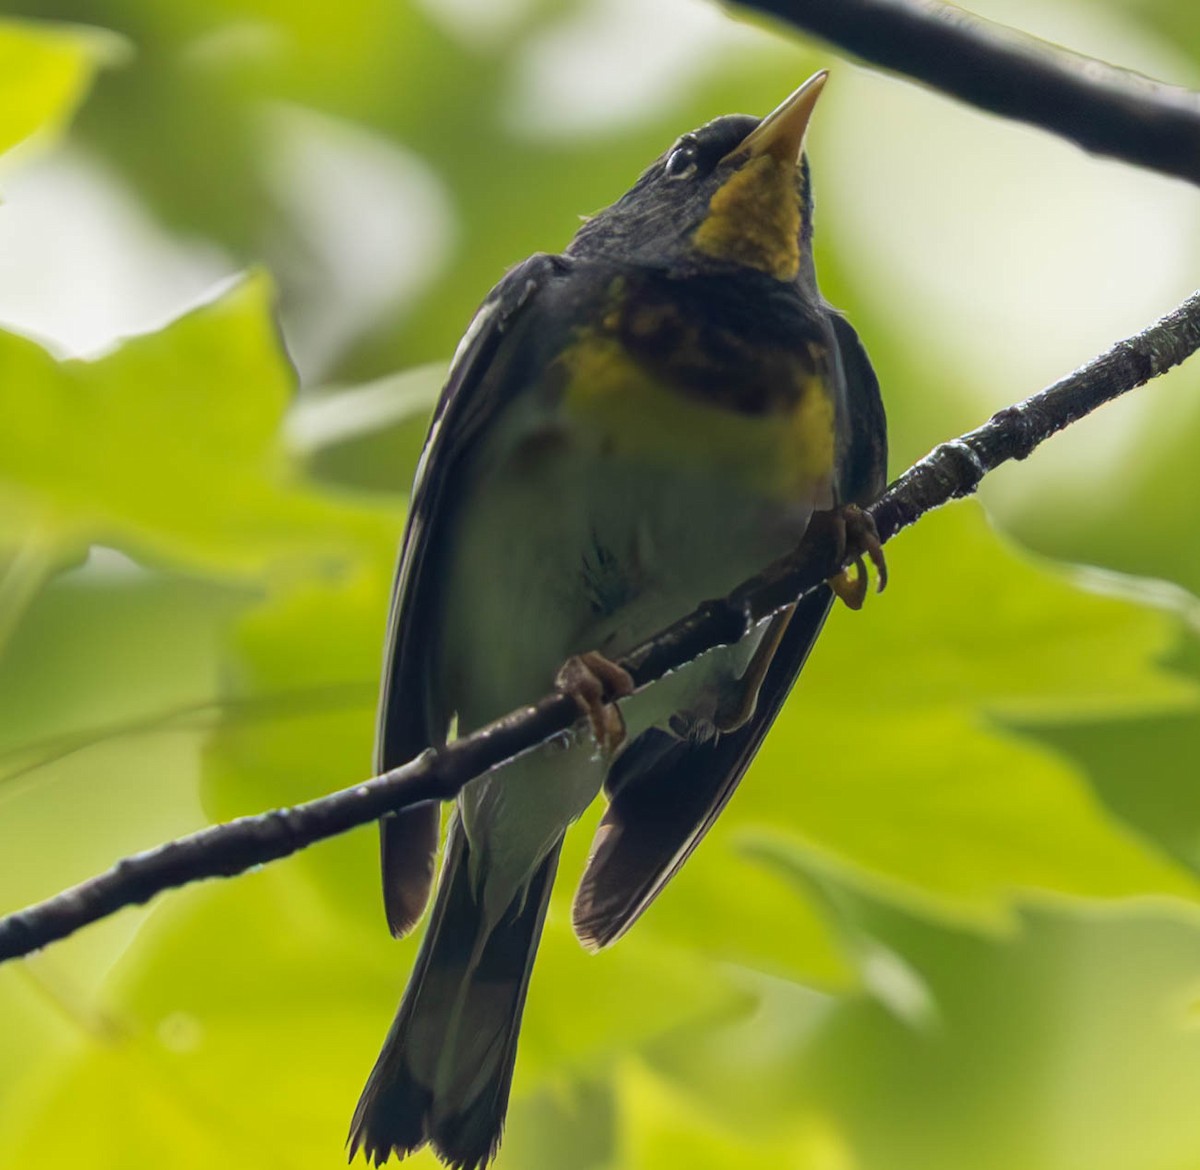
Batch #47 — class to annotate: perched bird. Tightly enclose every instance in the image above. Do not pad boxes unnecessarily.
[350,70,887,1169]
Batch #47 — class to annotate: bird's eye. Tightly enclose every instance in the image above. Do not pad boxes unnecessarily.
[664,143,698,181]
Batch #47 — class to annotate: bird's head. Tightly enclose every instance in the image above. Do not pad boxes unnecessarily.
[567,71,828,284]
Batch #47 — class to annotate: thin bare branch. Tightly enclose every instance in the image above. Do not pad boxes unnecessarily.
[1,289,1198,965]
[737,0,1200,185]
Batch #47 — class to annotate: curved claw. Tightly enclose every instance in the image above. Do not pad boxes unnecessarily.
[555,651,635,756]
[828,504,888,609]
[829,557,869,610]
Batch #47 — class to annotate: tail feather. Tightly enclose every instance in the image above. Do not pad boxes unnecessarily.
[351,820,562,1169]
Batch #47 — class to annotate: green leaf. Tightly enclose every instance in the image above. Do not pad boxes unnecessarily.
[0,573,242,769]
[0,860,740,1169]
[614,1055,862,1170]
[0,573,243,920]
[715,502,1199,931]
[0,572,250,1153]
[557,800,855,990]
[0,271,396,577]
[1021,627,1200,878]
[200,566,391,927]
[651,891,1200,1170]
[998,360,1200,600]
[0,18,125,158]
[197,357,409,921]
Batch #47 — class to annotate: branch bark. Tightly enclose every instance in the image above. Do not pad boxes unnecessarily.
[1,290,1197,964]
[737,0,1200,186]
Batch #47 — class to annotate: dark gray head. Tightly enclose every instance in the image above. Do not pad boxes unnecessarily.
[567,71,827,285]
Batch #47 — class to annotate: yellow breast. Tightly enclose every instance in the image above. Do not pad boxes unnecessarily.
[555,329,835,505]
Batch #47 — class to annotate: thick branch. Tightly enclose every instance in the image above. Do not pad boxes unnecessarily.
[737,0,1200,186]
[1,290,1198,965]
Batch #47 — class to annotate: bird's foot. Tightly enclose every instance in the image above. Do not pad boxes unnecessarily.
[713,607,795,734]
[827,504,888,611]
[556,651,635,756]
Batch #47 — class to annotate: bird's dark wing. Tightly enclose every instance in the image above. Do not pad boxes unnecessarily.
[377,252,571,937]
[571,308,886,952]
[829,309,888,505]
[572,586,834,950]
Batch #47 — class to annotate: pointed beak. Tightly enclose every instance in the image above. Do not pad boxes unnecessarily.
[722,70,828,167]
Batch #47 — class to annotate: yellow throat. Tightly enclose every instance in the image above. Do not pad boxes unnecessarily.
[692,153,802,281]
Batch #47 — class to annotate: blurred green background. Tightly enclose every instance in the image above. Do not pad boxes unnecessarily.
[1,1,1199,1167]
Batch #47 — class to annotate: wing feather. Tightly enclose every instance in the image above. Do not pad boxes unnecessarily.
[377,253,570,936]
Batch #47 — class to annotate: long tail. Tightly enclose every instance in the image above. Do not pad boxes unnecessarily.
[350,819,562,1170]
